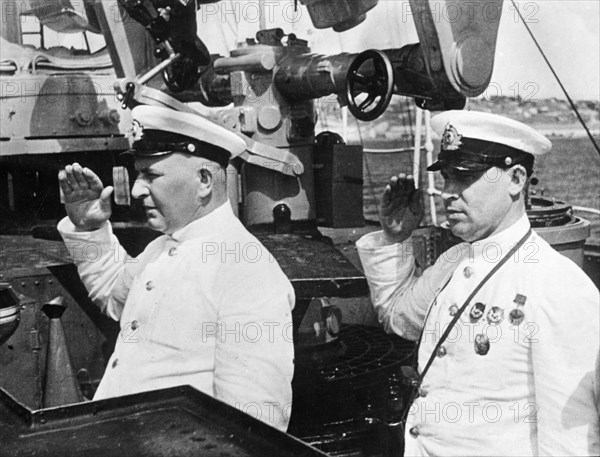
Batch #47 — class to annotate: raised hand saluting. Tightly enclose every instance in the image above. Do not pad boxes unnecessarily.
[378,173,424,244]
[58,163,113,231]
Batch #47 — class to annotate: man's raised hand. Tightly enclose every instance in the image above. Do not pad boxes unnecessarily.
[378,173,424,244]
[58,163,113,231]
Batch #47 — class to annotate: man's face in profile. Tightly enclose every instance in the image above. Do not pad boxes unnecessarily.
[441,166,514,242]
[131,153,203,234]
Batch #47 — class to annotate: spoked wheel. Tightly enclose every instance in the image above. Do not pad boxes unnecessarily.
[346,49,394,122]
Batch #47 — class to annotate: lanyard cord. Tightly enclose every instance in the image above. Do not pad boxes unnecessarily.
[416,228,533,382]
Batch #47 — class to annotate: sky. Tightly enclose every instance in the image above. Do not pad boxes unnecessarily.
[492,0,600,101]
[196,0,600,101]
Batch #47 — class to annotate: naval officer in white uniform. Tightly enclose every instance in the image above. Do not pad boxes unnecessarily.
[357,111,599,455]
[57,106,295,431]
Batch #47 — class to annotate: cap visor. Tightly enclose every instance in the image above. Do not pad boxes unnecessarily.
[427,160,490,172]
[427,160,442,172]
[120,149,173,158]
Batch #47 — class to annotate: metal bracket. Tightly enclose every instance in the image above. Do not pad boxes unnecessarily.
[239,137,304,177]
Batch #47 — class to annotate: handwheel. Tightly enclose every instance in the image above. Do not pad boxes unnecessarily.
[162,58,201,93]
[346,49,394,122]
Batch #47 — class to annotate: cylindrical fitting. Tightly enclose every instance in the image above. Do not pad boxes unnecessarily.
[275,52,357,100]
[214,53,276,74]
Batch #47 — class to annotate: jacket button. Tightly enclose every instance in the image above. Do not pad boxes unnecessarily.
[145,281,154,291]
[437,346,447,358]
[409,426,420,438]
[168,247,178,256]
[131,320,139,330]
[463,267,473,278]
[112,358,118,368]
[418,387,428,398]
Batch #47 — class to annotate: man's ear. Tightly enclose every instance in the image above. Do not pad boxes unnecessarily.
[508,165,528,197]
[198,167,213,198]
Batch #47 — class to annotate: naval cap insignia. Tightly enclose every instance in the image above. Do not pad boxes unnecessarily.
[129,120,145,142]
[441,123,463,151]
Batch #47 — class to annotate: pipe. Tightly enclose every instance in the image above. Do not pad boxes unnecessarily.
[424,110,439,226]
[413,107,422,188]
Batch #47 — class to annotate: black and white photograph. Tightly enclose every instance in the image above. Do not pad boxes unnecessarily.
[1,1,598,455]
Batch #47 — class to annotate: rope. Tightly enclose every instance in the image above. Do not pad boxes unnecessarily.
[511,0,600,156]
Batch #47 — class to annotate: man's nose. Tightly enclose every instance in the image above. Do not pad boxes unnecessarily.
[131,178,149,200]
[441,181,459,202]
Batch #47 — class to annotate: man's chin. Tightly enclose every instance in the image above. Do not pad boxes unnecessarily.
[448,222,472,242]
[145,217,167,233]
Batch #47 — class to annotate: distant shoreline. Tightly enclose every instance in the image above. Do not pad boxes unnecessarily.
[532,126,600,139]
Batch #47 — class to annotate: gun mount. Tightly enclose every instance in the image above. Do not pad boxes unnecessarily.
[111,20,486,230]
[1,0,505,231]
[98,0,502,231]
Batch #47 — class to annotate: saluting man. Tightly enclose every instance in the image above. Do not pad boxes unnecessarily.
[357,111,599,455]
[57,106,295,431]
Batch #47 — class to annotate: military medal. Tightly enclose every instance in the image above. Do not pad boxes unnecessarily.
[509,308,524,326]
[469,302,486,322]
[486,306,504,325]
[474,334,490,355]
[509,294,527,325]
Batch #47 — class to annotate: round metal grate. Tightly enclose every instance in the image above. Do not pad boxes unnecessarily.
[318,325,414,383]
[289,325,415,456]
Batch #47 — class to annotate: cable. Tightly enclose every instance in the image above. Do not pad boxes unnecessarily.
[511,0,600,156]
[83,32,91,54]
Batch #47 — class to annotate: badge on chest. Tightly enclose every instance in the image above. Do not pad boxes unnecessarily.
[452,293,528,356]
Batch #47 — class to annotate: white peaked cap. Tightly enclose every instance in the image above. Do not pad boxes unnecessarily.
[128,105,246,163]
[431,110,551,156]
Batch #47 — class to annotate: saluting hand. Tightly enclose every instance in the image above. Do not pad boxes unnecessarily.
[58,163,113,231]
[378,173,424,244]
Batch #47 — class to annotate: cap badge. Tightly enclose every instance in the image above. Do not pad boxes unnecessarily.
[441,123,463,151]
[129,120,145,142]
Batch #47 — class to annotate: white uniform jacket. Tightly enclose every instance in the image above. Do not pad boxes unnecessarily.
[58,201,295,431]
[357,215,600,456]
